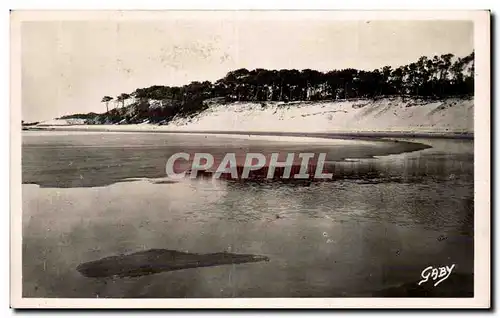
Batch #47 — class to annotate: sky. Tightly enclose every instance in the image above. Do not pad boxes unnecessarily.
[21,18,473,122]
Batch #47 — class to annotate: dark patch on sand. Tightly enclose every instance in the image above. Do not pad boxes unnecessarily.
[150,180,180,185]
[76,249,270,278]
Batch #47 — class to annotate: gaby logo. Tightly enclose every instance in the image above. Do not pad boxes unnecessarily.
[418,264,455,287]
[165,152,334,180]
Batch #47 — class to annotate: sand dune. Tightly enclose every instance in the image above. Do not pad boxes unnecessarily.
[166,97,473,134]
[32,97,473,136]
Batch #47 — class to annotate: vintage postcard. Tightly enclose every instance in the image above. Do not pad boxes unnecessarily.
[10,10,490,309]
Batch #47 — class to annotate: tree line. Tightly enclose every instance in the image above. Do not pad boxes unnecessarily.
[93,52,474,124]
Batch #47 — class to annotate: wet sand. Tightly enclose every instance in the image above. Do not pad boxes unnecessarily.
[22,131,431,188]
[24,126,474,140]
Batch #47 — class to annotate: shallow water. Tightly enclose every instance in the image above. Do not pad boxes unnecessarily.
[21,132,473,298]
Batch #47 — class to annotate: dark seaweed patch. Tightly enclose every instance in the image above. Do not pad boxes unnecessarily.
[77,249,270,278]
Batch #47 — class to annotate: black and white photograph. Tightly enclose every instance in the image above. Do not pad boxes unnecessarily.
[10,10,490,308]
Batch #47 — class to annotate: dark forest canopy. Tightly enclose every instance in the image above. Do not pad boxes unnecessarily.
[130,52,474,102]
[86,52,474,124]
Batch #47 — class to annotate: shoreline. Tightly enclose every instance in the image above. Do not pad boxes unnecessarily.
[23,125,474,140]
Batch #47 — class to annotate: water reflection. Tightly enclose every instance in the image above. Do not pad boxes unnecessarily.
[21,134,474,298]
